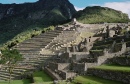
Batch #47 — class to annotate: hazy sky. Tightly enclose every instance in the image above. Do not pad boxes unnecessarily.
[0,0,130,17]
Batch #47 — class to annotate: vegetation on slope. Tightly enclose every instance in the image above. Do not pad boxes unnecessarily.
[94,64,130,72]
[72,76,123,84]
[0,16,55,50]
[0,0,76,49]
[74,6,130,24]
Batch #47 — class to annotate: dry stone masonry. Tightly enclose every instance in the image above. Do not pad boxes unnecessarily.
[0,19,130,83]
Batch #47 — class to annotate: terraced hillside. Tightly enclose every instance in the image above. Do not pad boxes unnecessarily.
[0,29,80,81]
[0,19,130,84]
[0,30,62,80]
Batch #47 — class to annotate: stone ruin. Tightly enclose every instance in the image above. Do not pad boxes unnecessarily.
[0,19,130,82]
[43,21,130,80]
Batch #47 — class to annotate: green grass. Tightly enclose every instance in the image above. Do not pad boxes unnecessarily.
[33,81,53,84]
[0,79,30,84]
[71,76,123,84]
[94,64,130,72]
[33,71,53,83]
[0,74,123,84]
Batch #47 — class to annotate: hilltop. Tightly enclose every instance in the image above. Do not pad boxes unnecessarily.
[74,6,129,24]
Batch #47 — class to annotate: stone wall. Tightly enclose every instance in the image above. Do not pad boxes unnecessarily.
[72,63,87,74]
[66,72,76,79]
[97,42,126,65]
[85,63,97,68]
[60,53,70,62]
[44,67,62,80]
[49,62,70,71]
[49,62,58,71]
[87,68,130,84]
[72,54,89,61]
[59,71,66,79]
[59,63,69,70]
[58,70,76,80]
[107,57,130,66]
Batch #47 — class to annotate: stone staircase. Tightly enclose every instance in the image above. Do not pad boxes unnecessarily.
[0,30,63,81]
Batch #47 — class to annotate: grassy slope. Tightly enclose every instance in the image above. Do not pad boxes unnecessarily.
[0,72,123,84]
[33,71,53,83]
[72,76,123,84]
[94,64,130,72]
[74,6,129,24]
[0,79,30,84]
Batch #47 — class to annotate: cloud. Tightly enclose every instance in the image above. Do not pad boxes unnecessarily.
[74,6,85,11]
[102,1,130,18]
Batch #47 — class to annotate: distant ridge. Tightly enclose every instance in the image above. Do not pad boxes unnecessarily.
[74,6,129,24]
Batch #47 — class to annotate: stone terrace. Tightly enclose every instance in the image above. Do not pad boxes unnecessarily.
[0,30,63,81]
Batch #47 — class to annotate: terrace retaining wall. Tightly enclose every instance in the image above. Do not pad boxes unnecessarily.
[107,57,130,66]
[87,68,130,84]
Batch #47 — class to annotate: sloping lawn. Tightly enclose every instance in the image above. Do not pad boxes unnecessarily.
[71,76,123,84]
[33,71,53,83]
[94,64,130,72]
[0,79,30,84]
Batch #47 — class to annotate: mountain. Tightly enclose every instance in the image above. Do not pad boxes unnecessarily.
[0,0,76,48]
[0,0,76,22]
[74,6,129,24]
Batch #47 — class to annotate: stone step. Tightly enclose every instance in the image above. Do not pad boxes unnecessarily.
[17,62,41,66]
[43,32,61,35]
[22,54,43,57]
[16,47,42,51]
[0,69,22,74]
[0,72,21,77]
[25,55,49,59]
[15,45,47,49]
[24,39,53,42]
[17,43,47,46]
[37,32,60,35]
[23,39,53,43]
[22,40,51,44]
[0,76,16,80]
[17,49,41,52]
[17,42,47,46]
[25,58,48,62]
[31,36,55,39]
[43,32,60,34]
[36,32,60,36]
[19,52,40,55]
[36,30,61,36]
[19,52,39,55]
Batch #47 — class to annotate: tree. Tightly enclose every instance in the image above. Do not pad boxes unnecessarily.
[0,49,22,84]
